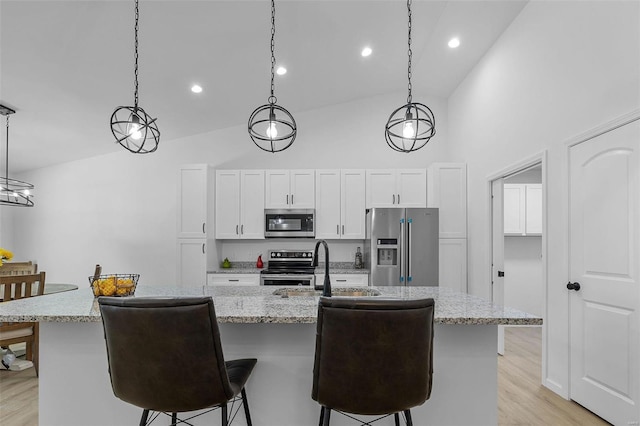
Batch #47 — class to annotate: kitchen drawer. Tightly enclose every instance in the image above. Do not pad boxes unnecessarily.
[316,273,369,287]
[207,274,260,286]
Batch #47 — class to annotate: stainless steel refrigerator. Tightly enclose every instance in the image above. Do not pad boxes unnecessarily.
[365,208,439,286]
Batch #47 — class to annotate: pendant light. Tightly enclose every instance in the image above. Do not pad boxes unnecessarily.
[0,105,34,207]
[385,0,436,153]
[248,0,297,153]
[110,0,160,154]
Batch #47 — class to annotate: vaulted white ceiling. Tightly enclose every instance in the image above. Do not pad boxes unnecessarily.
[0,0,527,173]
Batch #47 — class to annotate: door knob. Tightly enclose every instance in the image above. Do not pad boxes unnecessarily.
[498,270,505,277]
[566,281,581,291]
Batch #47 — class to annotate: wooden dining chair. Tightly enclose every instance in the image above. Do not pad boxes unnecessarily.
[0,261,38,276]
[0,272,46,375]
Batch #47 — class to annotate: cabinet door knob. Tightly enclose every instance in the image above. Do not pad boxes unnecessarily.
[202,223,206,234]
[342,225,345,235]
[202,244,205,254]
[286,194,289,205]
[235,225,239,235]
[397,194,400,204]
[241,224,244,235]
[567,281,581,291]
[291,194,294,205]
[337,225,340,235]
[393,194,396,204]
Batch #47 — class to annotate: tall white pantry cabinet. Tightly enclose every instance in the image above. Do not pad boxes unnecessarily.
[177,164,216,286]
[428,163,468,293]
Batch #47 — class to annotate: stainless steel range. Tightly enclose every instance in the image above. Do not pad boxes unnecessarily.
[260,249,315,286]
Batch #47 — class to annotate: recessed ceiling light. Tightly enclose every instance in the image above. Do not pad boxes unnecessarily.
[448,38,460,48]
[361,46,372,57]
[276,66,287,75]
[191,84,203,93]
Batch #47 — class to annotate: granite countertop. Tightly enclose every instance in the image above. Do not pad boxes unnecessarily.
[0,285,542,326]
[209,262,368,275]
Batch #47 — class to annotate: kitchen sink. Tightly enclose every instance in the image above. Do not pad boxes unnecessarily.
[273,287,381,298]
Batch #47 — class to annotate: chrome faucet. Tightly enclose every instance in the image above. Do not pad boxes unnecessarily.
[313,240,332,297]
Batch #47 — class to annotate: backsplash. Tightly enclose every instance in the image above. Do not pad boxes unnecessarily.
[220,240,365,264]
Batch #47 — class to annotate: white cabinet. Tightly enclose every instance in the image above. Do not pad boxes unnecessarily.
[315,169,366,239]
[504,183,542,236]
[366,169,427,208]
[177,239,213,286]
[265,169,315,209]
[428,163,467,238]
[315,273,368,287]
[177,164,213,238]
[207,273,260,286]
[439,239,467,293]
[215,170,265,239]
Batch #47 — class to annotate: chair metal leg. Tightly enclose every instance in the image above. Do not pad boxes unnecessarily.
[221,403,228,426]
[394,412,401,426]
[139,409,149,426]
[241,388,253,426]
[322,406,331,426]
[171,412,177,425]
[318,406,324,426]
[404,409,413,426]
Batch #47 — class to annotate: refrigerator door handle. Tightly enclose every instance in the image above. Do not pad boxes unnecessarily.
[407,218,412,282]
[399,218,405,283]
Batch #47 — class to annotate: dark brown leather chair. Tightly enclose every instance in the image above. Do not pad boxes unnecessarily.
[98,296,257,426]
[312,297,435,426]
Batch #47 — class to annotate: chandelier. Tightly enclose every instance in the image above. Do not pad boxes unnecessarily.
[110,0,160,154]
[385,0,436,153]
[248,0,297,153]
[0,105,34,207]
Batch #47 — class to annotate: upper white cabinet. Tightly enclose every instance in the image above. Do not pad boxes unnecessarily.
[215,170,265,239]
[177,164,213,239]
[315,169,366,239]
[427,163,467,238]
[265,169,315,209]
[504,183,542,236]
[366,169,427,208]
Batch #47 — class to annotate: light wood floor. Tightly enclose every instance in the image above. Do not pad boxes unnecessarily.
[0,328,611,426]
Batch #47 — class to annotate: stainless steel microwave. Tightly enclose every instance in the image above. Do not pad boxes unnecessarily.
[264,209,315,238]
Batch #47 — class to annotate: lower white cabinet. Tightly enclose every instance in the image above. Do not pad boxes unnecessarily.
[315,273,368,287]
[177,239,213,286]
[439,239,467,293]
[207,274,260,286]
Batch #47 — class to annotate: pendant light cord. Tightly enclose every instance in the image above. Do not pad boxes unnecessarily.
[406,0,413,105]
[134,0,140,109]
[4,116,9,182]
[268,0,277,105]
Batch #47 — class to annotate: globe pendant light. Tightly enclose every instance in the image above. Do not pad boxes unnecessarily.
[0,105,34,207]
[248,0,297,153]
[385,0,436,153]
[110,0,160,154]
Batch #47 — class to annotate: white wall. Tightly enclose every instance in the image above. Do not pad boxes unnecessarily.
[448,1,639,396]
[3,91,449,287]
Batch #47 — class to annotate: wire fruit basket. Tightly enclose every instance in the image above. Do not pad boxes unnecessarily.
[89,274,139,297]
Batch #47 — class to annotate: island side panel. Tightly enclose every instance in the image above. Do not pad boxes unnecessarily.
[39,321,497,426]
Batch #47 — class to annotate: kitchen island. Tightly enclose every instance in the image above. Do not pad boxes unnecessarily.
[0,285,541,426]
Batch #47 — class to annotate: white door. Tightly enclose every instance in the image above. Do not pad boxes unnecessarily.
[177,165,208,238]
[341,169,366,239]
[177,239,207,286]
[240,170,265,239]
[214,170,240,239]
[397,169,427,207]
[290,169,315,208]
[366,169,396,207]
[503,184,525,235]
[265,170,290,209]
[491,178,506,355]
[315,170,341,239]
[569,118,639,425]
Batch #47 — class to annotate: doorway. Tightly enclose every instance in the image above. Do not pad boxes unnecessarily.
[488,152,547,355]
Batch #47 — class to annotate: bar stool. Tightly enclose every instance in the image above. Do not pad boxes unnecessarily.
[98,296,257,426]
[312,297,435,426]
